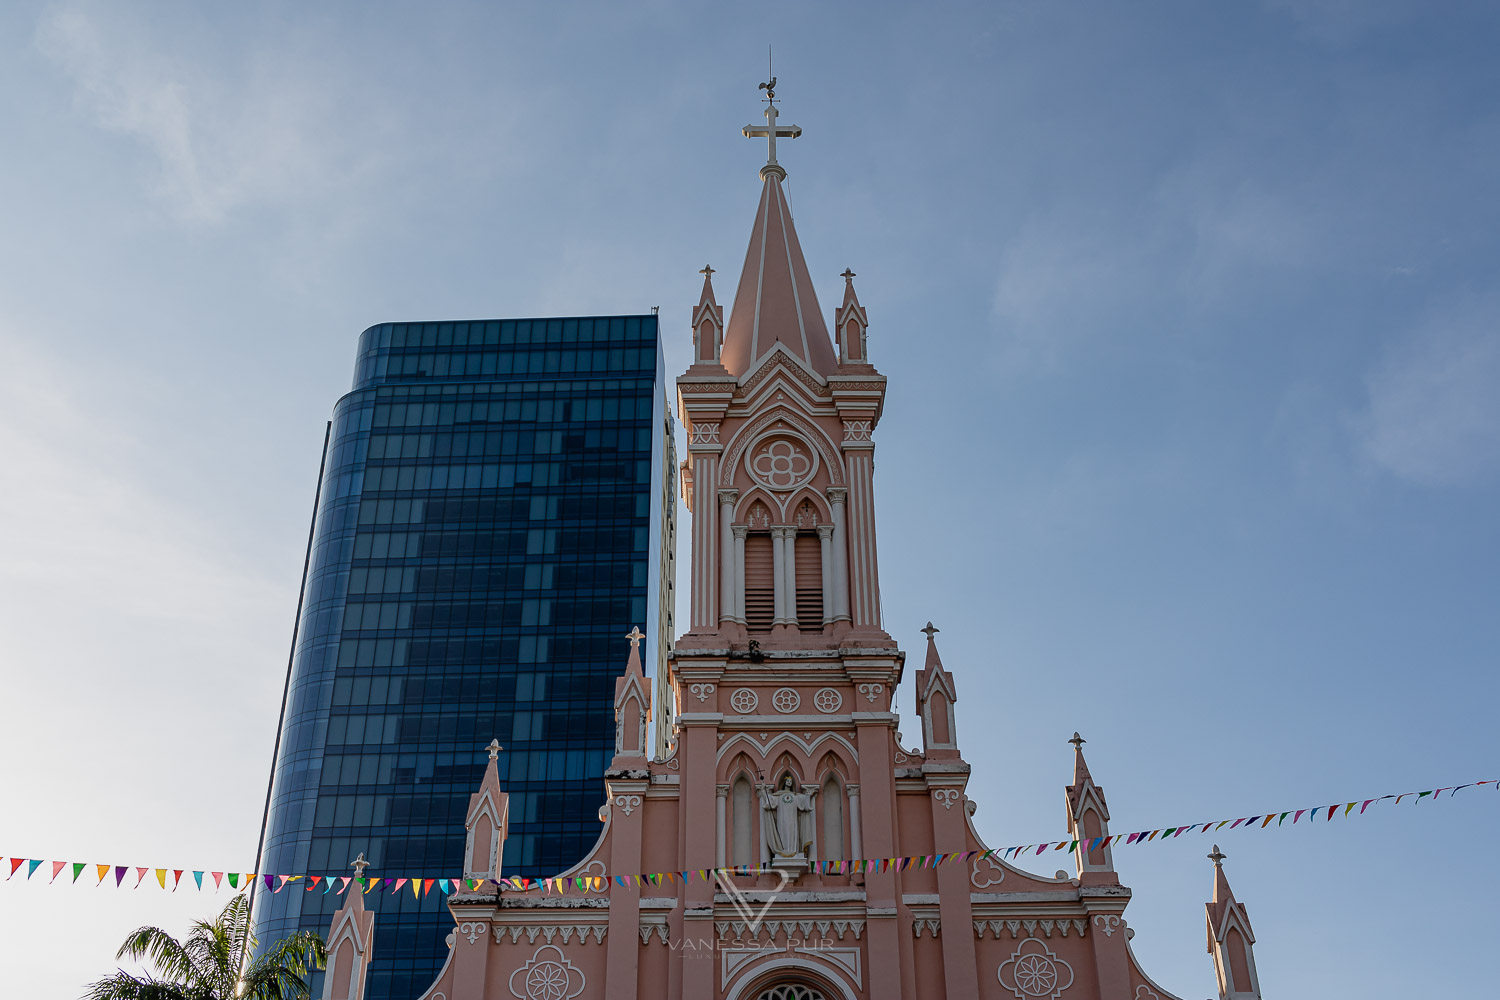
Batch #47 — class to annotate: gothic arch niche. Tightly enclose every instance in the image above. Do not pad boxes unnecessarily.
[1080,806,1106,867]
[726,752,758,867]
[817,752,848,861]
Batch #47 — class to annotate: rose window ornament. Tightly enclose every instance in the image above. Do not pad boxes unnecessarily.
[508,945,585,1000]
[749,437,816,491]
[812,688,842,713]
[771,688,801,713]
[997,939,1075,999]
[730,688,759,714]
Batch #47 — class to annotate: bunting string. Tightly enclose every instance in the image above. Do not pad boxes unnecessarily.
[4,777,1491,898]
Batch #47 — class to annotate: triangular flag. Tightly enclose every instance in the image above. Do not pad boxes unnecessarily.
[51,861,67,883]
[27,860,43,879]
[72,862,86,883]
[266,874,278,891]
[133,867,148,888]
[96,864,110,885]
[115,866,128,887]
[1326,806,1337,821]
[338,877,351,893]
[225,873,236,889]
[172,870,183,890]
[8,858,24,879]
[406,878,417,898]
[1276,812,1289,826]
[193,872,204,890]
[439,879,451,894]
[1294,810,1306,824]
[1360,799,1375,814]
[155,869,167,889]
[308,875,323,891]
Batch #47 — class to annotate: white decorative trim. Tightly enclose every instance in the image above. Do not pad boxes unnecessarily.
[932,789,960,810]
[495,925,607,946]
[997,938,1075,999]
[690,422,721,445]
[812,688,843,713]
[721,956,861,1000]
[771,688,801,713]
[458,921,487,945]
[730,688,759,714]
[1093,915,1121,938]
[690,683,716,703]
[841,420,872,443]
[973,919,1087,940]
[508,945,585,1000]
[857,682,883,704]
[613,794,642,816]
[970,856,1006,889]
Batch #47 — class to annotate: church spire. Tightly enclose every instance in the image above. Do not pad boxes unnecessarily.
[722,84,838,380]
[1064,733,1117,882]
[1206,847,1263,999]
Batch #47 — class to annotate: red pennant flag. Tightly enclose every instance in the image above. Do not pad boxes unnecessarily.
[308,876,323,891]
[173,870,184,890]
[51,861,67,883]
[7,858,24,879]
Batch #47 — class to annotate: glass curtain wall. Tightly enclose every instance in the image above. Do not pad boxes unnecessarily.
[251,315,669,1000]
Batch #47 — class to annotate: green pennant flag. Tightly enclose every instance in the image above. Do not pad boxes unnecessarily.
[1278,812,1290,826]
[228,873,239,889]
[72,862,86,883]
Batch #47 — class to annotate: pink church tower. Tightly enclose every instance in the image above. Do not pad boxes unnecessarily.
[337,82,1269,1000]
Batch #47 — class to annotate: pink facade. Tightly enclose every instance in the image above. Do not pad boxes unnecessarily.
[332,93,1266,1000]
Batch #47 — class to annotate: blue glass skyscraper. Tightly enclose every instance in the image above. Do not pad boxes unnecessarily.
[251,315,677,1000]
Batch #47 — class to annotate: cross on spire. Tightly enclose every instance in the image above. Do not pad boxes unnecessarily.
[624,625,644,648]
[700,264,715,277]
[743,83,802,178]
[350,853,369,878]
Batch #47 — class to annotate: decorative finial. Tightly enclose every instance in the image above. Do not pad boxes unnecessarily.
[841,268,856,281]
[486,738,503,761]
[700,264,715,277]
[625,625,645,648]
[921,622,939,639]
[758,76,778,103]
[1208,845,1227,867]
[1068,732,1086,750]
[350,853,369,878]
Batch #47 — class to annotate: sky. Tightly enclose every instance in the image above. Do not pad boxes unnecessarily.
[0,1,1497,997]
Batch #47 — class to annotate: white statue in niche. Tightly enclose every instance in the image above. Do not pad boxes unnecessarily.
[759,775,818,867]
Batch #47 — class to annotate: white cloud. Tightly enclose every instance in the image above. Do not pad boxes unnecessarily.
[34,2,368,223]
[1356,295,1500,486]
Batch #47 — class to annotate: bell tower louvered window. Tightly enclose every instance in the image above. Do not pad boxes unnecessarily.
[794,532,822,628]
[743,533,775,632]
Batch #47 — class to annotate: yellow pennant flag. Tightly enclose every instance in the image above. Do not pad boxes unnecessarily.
[411,879,420,899]
[1344,802,1357,817]
[96,864,110,885]
[155,869,167,889]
